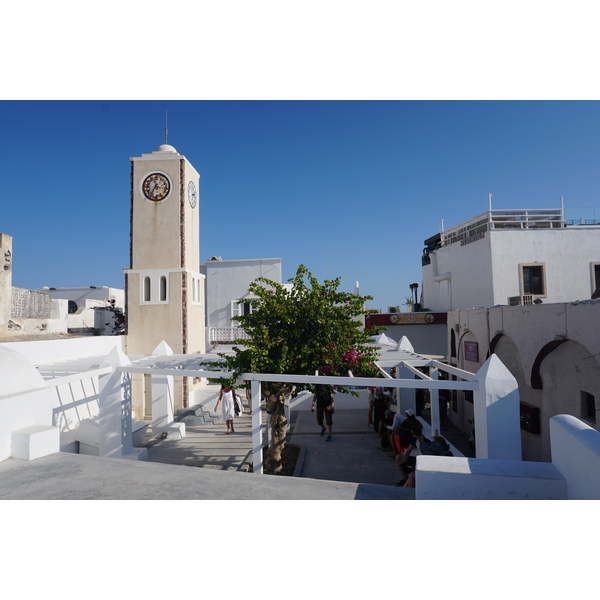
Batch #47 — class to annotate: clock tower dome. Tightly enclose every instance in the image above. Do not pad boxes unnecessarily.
[125,144,205,413]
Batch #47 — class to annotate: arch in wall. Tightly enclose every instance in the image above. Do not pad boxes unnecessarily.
[143,276,151,302]
[530,340,568,389]
[536,339,600,461]
[457,330,479,365]
[490,334,526,387]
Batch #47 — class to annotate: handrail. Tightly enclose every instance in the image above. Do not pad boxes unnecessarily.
[441,208,565,247]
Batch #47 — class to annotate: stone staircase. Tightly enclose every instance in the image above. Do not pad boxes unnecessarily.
[176,404,220,427]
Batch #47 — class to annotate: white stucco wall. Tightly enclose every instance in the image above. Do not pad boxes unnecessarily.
[447,301,600,462]
[204,258,282,329]
[0,336,122,365]
[0,346,55,462]
[0,337,124,452]
[415,455,567,500]
[489,227,600,305]
[550,414,600,499]
[422,234,495,312]
[423,225,600,312]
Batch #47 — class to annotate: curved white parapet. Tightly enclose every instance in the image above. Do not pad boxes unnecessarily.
[0,346,46,398]
[550,414,600,500]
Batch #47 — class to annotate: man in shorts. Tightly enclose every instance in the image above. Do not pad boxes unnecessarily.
[311,385,335,442]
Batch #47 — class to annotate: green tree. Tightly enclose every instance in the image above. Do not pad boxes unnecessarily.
[212,265,383,472]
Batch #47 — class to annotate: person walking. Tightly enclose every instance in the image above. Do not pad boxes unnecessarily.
[311,384,335,441]
[214,384,237,434]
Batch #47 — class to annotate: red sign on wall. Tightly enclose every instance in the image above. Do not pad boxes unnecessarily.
[464,341,479,362]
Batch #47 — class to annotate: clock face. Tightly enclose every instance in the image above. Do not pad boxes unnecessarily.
[142,172,171,202]
[188,180,197,208]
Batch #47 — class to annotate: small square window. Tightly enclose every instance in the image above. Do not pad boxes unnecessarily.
[521,263,546,296]
[581,391,596,424]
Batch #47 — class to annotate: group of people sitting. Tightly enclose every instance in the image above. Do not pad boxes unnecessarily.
[368,382,453,489]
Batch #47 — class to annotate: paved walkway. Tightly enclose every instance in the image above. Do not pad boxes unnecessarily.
[289,409,408,487]
[145,406,468,488]
[144,407,415,496]
[145,410,254,471]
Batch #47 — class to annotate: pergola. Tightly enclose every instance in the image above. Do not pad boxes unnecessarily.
[36,340,521,473]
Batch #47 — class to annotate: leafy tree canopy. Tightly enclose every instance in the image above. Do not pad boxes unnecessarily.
[214,265,384,395]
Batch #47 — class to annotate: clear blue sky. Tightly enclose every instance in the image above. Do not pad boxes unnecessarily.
[2,100,599,310]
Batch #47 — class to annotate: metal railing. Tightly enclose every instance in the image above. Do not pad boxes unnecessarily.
[564,207,600,226]
[441,208,565,247]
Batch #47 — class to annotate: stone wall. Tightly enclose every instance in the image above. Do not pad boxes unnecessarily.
[11,287,52,319]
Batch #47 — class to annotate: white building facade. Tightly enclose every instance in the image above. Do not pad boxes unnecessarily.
[446,301,600,463]
[422,207,600,312]
[201,257,282,348]
[421,204,600,462]
[37,286,124,334]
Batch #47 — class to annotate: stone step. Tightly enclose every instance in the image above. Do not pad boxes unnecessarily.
[176,404,219,426]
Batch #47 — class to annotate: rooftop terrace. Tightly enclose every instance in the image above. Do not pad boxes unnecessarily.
[423,205,600,256]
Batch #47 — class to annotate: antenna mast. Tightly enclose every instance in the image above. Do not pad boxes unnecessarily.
[165,110,169,144]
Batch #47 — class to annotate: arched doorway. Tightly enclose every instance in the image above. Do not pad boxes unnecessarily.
[534,340,600,462]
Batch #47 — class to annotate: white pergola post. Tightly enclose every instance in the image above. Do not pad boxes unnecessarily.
[151,341,185,440]
[429,366,440,437]
[251,380,263,474]
[473,354,521,461]
[98,347,148,461]
[397,366,417,415]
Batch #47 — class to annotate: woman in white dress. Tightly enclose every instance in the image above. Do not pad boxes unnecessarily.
[214,384,237,434]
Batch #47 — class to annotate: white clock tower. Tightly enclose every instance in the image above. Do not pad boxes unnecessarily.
[124,144,205,413]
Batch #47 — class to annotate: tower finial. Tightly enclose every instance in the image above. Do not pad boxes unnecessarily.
[165,110,169,144]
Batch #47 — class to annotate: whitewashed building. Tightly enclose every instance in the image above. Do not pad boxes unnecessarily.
[201,256,282,348]
[446,300,600,463]
[422,203,600,312]
[422,202,600,462]
[37,286,124,334]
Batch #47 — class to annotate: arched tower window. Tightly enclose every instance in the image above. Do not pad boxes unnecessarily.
[144,276,151,302]
[160,276,167,302]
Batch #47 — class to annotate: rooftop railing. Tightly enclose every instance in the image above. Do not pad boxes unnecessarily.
[564,207,600,226]
[441,208,565,247]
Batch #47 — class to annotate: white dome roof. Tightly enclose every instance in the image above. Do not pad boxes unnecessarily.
[0,346,47,398]
[156,144,177,153]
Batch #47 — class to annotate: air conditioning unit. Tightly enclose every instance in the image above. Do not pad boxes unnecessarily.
[508,295,534,306]
[388,306,401,313]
